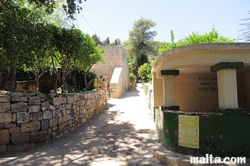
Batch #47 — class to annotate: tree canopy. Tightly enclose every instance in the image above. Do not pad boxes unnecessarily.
[159,28,235,54]
[0,0,104,92]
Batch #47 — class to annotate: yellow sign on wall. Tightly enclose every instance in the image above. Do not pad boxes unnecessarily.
[178,115,199,149]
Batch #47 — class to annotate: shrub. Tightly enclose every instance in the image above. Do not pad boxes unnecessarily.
[129,73,136,86]
[138,63,152,82]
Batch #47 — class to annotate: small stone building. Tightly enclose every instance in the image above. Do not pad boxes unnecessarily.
[91,46,130,98]
[152,43,250,111]
[151,43,250,157]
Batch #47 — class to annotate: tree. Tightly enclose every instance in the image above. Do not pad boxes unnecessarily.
[103,37,110,46]
[92,34,102,46]
[52,28,104,92]
[125,17,157,78]
[0,1,47,91]
[159,28,235,54]
[26,0,86,18]
[114,38,121,46]
[127,18,157,58]
[239,10,250,41]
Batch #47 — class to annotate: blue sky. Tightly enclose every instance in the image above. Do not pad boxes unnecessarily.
[76,0,250,43]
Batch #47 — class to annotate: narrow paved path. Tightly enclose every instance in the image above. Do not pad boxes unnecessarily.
[0,84,163,166]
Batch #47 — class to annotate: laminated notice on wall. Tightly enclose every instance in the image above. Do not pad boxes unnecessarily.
[178,115,199,149]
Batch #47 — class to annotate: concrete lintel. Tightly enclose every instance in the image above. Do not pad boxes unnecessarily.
[210,62,243,72]
[158,70,179,77]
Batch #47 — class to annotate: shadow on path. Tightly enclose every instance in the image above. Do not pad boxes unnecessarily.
[0,85,162,166]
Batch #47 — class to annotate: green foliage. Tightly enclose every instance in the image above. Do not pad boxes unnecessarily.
[0,1,104,92]
[136,54,149,68]
[143,83,149,95]
[124,17,158,79]
[159,28,235,54]
[138,63,152,82]
[129,73,136,86]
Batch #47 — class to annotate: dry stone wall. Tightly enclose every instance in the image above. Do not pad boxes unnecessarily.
[0,90,107,153]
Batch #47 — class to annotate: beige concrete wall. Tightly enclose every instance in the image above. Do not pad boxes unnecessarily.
[244,71,250,111]
[153,72,163,107]
[175,73,218,112]
[173,72,248,112]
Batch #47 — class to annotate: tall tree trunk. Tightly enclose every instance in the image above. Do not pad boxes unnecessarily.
[0,72,2,90]
[72,71,78,90]
[1,71,9,90]
[84,71,88,88]
[9,60,16,92]
[35,72,44,92]
[53,69,61,93]
[62,72,67,94]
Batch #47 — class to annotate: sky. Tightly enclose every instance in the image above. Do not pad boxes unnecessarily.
[76,0,250,43]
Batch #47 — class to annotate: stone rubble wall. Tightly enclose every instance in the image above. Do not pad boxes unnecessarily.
[0,90,107,153]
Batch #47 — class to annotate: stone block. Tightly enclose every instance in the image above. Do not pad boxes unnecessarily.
[73,94,80,102]
[28,96,40,105]
[49,119,58,127]
[11,102,27,113]
[43,110,52,119]
[59,121,68,131]
[11,92,23,97]
[12,113,16,122]
[62,109,67,116]
[0,129,9,145]
[28,105,41,113]
[47,128,52,133]
[29,112,42,121]
[8,143,35,151]
[51,132,56,139]
[11,133,30,144]
[50,105,55,111]
[54,110,62,119]
[41,120,49,130]
[44,134,51,141]
[0,103,10,113]
[30,136,44,143]
[51,126,57,131]
[0,145,6,153]
[11,96,28,102]
[66,95,74,103]
[21,121,40,133]
[65,103,72,110]
[4,123,16,128]
[9,127,20,134]
[41,102,50,111]
[17,112,29,123]
[68,110,74,119]
[0,113,12,123]
[85,99,91,106]
[58,116,65,124]
[0,95,10,103]
[31,131,38,136]
[0,124,4,130]
[52,96,66,105]
[39,131,47,136]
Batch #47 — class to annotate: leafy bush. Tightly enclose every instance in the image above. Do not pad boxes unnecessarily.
[129,73,136,86]
[138,63,152,82]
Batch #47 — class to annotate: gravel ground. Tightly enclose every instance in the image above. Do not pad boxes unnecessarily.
[0,84,164,166]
